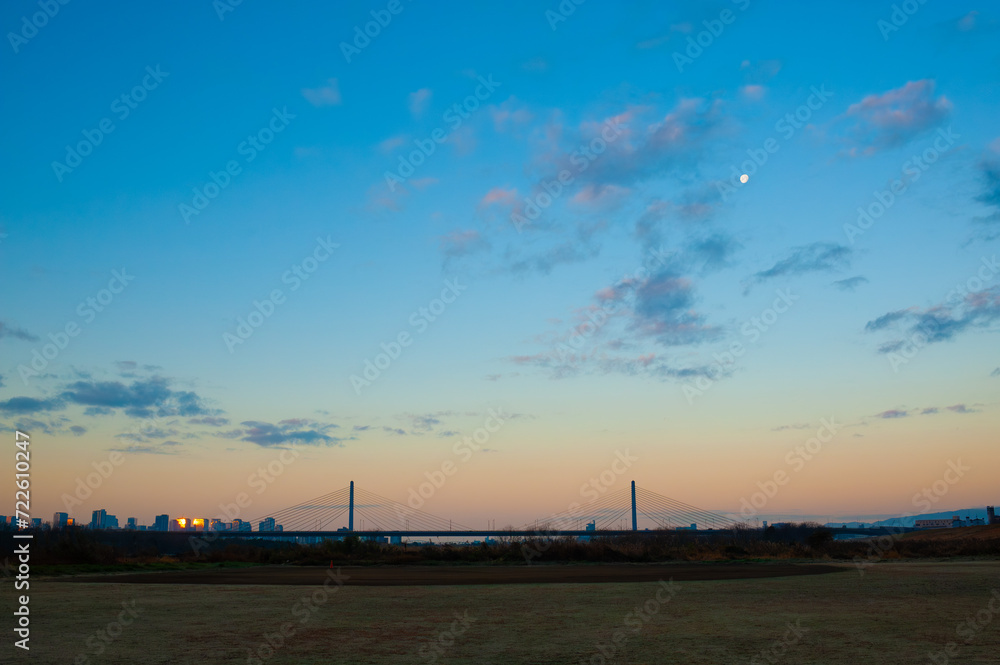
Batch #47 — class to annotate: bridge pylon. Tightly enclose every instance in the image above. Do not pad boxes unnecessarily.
[631,480,637,531]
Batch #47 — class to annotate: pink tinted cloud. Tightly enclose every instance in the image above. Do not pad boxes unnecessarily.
[570,183,630,209]
[957,10,977,31]
[408,88,432,116]
[491,96,533,132]
[302,78,342,107]
[844,79,952,154]
[479,186,518,208]
[410,177,438,190]
[440,229,489,259]
[378,135,407,153]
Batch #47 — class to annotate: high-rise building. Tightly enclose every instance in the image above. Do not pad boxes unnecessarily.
[105,515,119,529]
[53,512,69,528]
[259,517,276,532]
[126,517,137,529]
[153,514,169,531]
[31,518,41,528]
[91,509,107,529]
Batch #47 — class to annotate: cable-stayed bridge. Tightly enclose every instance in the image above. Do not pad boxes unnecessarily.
[194,480,892,541]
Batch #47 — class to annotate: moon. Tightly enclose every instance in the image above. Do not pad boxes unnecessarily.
[740,174,749,184]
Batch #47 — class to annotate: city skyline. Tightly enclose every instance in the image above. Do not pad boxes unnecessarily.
[1,2,999,528]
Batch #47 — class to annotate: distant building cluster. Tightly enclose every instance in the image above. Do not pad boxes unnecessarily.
[914,511,994,529]
[164,516,284,532]
[0,511,284,533]
[0,516,45,528]
[164,516,285,532]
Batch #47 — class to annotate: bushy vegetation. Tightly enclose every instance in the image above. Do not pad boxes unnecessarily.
[6,523,997,573]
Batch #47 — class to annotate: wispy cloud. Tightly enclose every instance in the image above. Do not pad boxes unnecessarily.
[408,87,432,116]
[957,10,979,31]
[866,286,1000,351]
[188,416,229,427]
[745,242,853,292]
[440,229,490,262]
[110,441,183,455]
[403,412,457,434]
[833,275,869,291]
[771,423,810,431]
[569,183,631,211]
[740,59,782,84]
[478,186,518,209]
[685,233,741,272]
[0,321,38,342]
[233,419,342,448]
[490,96,532,132]
[841,79,951,155]
[506,239,601,276]
[509,350,722,383]
[635,23,691,49]
[874,404,980,419]
[0,415,71,436]
[0,396,65,415]
[538,99,729,188]
[378,134,407,153]
[624,270,720,346]
[61,376,214,419]
[508,256,724,382]
[116,426,179,443]
[970,148,1000,242]
[302,78,342,107]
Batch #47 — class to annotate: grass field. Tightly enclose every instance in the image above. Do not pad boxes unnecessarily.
[18,561,1000,664]
[62,561,843,586]
[901,524,1000,542]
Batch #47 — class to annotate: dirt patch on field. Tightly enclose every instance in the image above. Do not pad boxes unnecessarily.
[64,562,845,586]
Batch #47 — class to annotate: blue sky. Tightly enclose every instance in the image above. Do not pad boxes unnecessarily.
[1,1,999,525]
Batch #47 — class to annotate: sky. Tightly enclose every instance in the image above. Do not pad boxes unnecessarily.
[1,1,999,529]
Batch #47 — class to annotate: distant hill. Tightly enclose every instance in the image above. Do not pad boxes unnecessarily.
[826,507,990,529]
